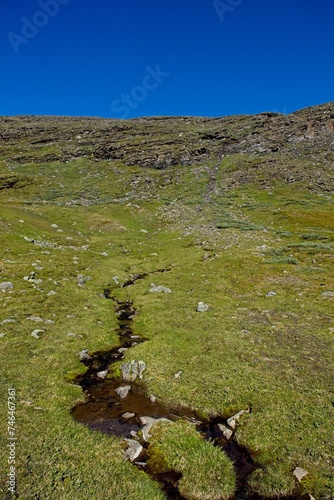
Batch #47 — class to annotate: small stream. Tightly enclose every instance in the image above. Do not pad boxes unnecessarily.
[71,273,300,499]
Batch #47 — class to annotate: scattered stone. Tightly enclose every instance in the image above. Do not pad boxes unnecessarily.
[266,291,277,297]
[47,290,57,297]
[112,276,120,285]
[2,319,16,324]
[100,252,108,257]
[27,316,44,322]
[51,223,58,228]
[174,371,183,379]
[31,329,44,339]
[149,283,172,293]
[149,394,157,403]
[227,408,250,430]
[118,347,128,354]
[121,360,146,382]
[293,467,308,482]
[97,370,108,379]
[45,319,54,325]
[124,439,143,462]
[322,291,334,297]
[78,349,91,361]
[115,385,131,399]
[0,282,14,292]
[140,416,171,442]
[218,424,233,440]
[130,335,140,339]
[130,430,138,438]
[196,301,209,312]
[140,229,148,233]
[122,412,135,419]
[77,274,85,287]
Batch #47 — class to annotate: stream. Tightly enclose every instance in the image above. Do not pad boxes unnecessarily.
[71,272,300,499]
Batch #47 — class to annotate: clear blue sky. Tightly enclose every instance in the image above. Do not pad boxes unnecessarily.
[1,0,333,118]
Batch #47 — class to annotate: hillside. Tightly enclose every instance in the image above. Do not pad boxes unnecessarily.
[0,103,333,499]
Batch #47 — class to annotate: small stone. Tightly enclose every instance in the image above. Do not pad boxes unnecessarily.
[122,412,135,419]
[140,229,148,233]
[97,370,108,379]
[227,408,250,430]
[266,291,277,297]
[130,431,138,438]
[218,424,233,440]
[196,302,209,312]
[100,252,108,257]
[174,371,182,379]
[44,319,54,325]
[115,385,131,399]
[0,333,6,338]
[31,329,44,339]
[0,282,14,292]
[47,290,56,297]
[124,440,143,462]
[118,347,128,354]
[2,319,16,324]
[149,283,172,293]
[112,276,120,285]
[78,349,91,361]
[149,394,157,403]
[322,291,334,297]
[140,416,171,442]
[51,223,58,228]
[28,316,43,322]
[293,467,308,482]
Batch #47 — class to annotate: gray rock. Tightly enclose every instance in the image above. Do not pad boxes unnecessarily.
[266,291,277,297]
[293,467,308,482]
[112,276,120,285]
[174,371,182,379]
[31,329,44,339]
[140,416,172,442]
[149,283,172,293]
[227,408,250,430]
[2,319,16,324]
[0,282,14,292]
[122,412,135,419]
[115,385,131,399]
[149,394,157,403]
[124,440,143,462]
[77,274,85,287]
[97,370,108,379]
[218,423,233,440]
[47,290,56,297]
[44,319,55,325]
[196,301,209,312]
[322,291,334,297]
[0,333,6,338]
[121,360,146,382]
[78,349,91,361]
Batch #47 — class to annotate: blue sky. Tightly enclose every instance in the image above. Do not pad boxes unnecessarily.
[1,0,333,118]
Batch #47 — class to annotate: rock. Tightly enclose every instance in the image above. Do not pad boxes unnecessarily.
[47,290,56,297]
[266,291,277,297]
[218,424,233,440]
[44,319,54,325]
[122,412,135,419]
[293,467,308,482]
[140,229,148,233]
[174,371,182,378]
[31,329,44,339]
[78,349,91,361]
[149,394,157,403]
[322,291,334,297]
[149,283,172,293]
[97,370,108,379]
[77,274,85,287]
[0,282,14,292]
[115,385,131,399]
[196,302,209,312]
[124,439,143,462]
[118,347,128,354]
[112,276,120,285]
[121,360,146,382]
[100,252,108,257]
[140,416,172,442]
[0,333,6,338]
[2,319,16,324]
[27,316,44,322]
[227,408,250,430]
[51,223,58,228]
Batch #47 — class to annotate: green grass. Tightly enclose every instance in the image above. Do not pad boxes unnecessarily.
[0,152,333,499]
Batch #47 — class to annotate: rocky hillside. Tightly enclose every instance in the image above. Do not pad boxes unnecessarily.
[1,102,333,191]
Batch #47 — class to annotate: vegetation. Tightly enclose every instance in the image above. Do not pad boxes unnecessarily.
[0,106,333,499]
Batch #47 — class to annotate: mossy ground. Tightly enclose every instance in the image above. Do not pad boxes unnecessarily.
[0,152,333,499]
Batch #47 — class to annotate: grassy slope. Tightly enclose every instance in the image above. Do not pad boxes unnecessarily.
[0,124,333,499]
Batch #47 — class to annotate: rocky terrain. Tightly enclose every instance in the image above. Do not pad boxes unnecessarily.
[0,102,333,499]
